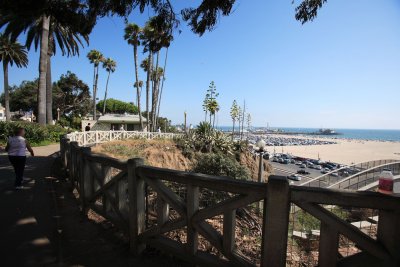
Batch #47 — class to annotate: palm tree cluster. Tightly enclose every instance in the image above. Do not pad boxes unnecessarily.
[0,0,321,127]
[86,50,117,119]
[230,99,251,140]
[0,1,93,125]
[124,16,172,132]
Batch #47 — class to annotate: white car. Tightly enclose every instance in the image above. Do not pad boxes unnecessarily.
[287,174,301,181]
[330,172,339,177]
[315,165,322,170]
[300,164,306,168]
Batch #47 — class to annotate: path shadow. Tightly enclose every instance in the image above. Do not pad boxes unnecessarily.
[0,155,58,266]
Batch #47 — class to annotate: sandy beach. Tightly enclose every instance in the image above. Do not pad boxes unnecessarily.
[267,135,400,165]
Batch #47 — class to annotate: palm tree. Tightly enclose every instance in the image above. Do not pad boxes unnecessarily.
[140,57,152,131]
[0,2,93,125]
[101,58,116,114]
[0,34,28,121]
[124,23,143,130]
[87,50,104,119]
[207,99,219,129]
[151,66,164,131]
[134,80,143,107]
[24,16,89,124]
[140,16,173,131]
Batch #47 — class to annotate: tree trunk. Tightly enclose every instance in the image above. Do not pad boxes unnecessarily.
[145,53,152,132]
[91,64,96,119]
[93,65,99,119]
[37,15,50,125]
[213,113,216,129]
[241,100,246,140]
[46,54,53,124]
[102,71,110,114]
[156,48,168,126]
[151,51,160,132]
[134,45,143,130]
[232,120,235,140]
[3,62,10,121]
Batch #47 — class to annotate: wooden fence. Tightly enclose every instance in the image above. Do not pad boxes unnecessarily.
[65,131,182,146]
[60,137,400,267]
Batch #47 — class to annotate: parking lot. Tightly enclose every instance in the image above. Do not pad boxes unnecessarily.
[267,154,349,186]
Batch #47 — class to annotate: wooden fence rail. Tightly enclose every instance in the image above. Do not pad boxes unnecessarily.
[60,136,400,267]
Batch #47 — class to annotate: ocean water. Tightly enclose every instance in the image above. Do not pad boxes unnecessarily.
[216,127,400,142]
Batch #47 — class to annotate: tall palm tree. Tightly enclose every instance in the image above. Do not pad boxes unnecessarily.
[140,56,152,131]
[24,16,89,124]
[101,57,116,114]
[87,50,104,120]
[124,23,143,130]
[0,1,94,125]
[156,47,169,123]
[151,66,164,131]
[141,17,173,131]
[0,34,28,121]
[134,80,143,107]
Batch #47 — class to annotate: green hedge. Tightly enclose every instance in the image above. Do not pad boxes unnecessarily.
[0,121,67,145]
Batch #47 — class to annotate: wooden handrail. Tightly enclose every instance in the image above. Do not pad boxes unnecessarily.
[60,136,400,267]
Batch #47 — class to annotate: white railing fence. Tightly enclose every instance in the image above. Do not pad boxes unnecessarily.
[66,131,183,146]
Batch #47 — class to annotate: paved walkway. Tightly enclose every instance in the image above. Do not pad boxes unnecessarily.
[0,145,60,266]
[0,144,186,267]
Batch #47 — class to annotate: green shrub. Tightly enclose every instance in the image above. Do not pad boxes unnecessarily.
[191,153,250,180]
[176,122,241,157]
[0,121,67,146]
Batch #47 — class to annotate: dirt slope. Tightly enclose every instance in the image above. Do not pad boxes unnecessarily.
[92,139,271,181]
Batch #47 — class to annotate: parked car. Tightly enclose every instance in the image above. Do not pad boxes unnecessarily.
[300,164,306,168]
[272,157,278,162]
[321,168,329,174]
[314,165,322,170]
[287,174,301,181]
[283,159,290,164]
[330,172,339,177]
[297,170,310,175]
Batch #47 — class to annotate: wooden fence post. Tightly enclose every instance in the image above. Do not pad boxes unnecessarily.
[80,147,91,215]
[261,176,290,267]
[377,209,400,266]
[318,222,339,267]
[128,158,145,255]
[187,184,199,256]
[59,135,65,167]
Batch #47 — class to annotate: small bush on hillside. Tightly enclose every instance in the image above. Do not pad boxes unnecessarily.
[191,153,250,180]
[0,121,67,145]
[176,122,247,158]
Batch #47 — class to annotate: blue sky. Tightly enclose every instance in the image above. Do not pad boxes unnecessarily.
[2,0,400,129]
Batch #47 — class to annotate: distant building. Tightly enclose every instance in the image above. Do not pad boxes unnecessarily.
[81,114,148,131]
[0,105,5,121]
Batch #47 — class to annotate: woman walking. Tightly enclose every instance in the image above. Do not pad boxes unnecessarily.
[5,128,34,189]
